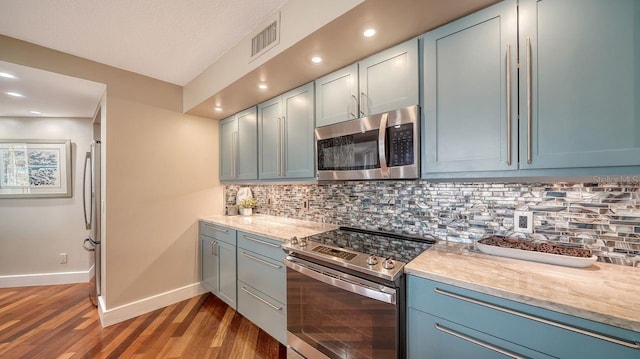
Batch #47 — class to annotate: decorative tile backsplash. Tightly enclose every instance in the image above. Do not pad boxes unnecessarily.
[225,181,640,266]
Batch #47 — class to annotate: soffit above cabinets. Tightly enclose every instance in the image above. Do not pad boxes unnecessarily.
[186,0,500,120]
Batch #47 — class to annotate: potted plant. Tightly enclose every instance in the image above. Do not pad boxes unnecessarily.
[238,197,257,216]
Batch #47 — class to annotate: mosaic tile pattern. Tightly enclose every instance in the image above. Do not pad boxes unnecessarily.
[225,181,640,266]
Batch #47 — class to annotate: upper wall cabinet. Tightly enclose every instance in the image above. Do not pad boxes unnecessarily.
[220,107,258,181]
[422,1,517,174]
[423,0,640,177]
[315,39,419,127]
[519,0,640,170]
[258,82,315,180]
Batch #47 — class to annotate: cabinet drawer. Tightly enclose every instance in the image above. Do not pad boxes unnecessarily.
[408,308,553,359]
[238,281,286,344]
[238,249,285,303]
[237,231,284,260]
[408,276,640,359]
[199,222,236,245]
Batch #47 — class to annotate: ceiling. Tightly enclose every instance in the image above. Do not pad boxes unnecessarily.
[0,0,288,86]
[0,60,105,118]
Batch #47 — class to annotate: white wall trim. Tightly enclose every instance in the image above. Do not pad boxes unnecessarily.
[0,266,92,288]
[99,283,207,327]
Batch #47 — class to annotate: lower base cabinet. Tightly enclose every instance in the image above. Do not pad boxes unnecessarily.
[408,308,553,358]
[237,231,287,344]
[200,222,237,310]
[407,276,640,359]
[201,223,288,345]
[238,281,286,344]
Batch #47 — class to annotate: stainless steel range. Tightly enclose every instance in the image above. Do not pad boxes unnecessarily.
[282,227,436,359]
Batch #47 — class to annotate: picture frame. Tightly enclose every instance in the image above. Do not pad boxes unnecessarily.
[0,139,72,199]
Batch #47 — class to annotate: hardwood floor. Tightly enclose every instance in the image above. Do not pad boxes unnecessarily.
[0,283,286,359]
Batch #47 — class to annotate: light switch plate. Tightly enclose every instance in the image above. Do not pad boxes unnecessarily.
[514,211,533,233]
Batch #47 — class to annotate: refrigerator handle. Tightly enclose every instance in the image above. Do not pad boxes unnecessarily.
[82,151,92,230]
[83,237,96,251]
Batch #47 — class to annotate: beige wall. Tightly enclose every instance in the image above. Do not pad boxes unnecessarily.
[0,117,93,276]
[0,35,223,309]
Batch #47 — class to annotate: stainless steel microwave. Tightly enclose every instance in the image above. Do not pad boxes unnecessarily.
[315,105,420,181]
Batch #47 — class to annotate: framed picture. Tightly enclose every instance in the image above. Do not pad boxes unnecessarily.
[0,139,72,199]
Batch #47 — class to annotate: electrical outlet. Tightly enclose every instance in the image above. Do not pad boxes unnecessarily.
[513,211,533,233]
[59,253,68,264]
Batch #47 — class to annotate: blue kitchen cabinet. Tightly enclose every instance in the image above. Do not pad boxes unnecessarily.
[199,222,237,310]
[237,231,287,344]
[315,39,419,127]
[422,0,640,178]
[315,64,358,127]
[408,308,554,359]
[258,82,315,180]
[518,0,640,170]
[219,116,235,181]
[200,237,217,293]
[219,107,258,181]
[422,0,517,175]
[359,38,419,118]
[407,275,640,359]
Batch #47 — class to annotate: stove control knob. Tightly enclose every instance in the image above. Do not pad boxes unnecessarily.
[299,238,307,247]
[367,255,378,266]
[290,236,298,245]
[382,258,395,270]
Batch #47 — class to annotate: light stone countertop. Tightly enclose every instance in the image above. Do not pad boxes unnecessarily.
[406,241,640,332]
[199,214,337,242]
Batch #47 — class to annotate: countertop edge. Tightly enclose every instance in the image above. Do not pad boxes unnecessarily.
[404,266,640,333]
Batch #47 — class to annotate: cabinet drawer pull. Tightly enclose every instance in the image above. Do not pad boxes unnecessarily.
[434,287,640,349]
[525,36,532,164]
[506,43,512,166]
[241,286,282,311]
[242,234,281,248]
[241,251,282,269]
[360,92,367,116]
[205,224,228,233]
[434,323,524,359]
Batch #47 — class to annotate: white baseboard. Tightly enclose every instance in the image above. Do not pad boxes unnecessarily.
[0,267,92,288]
[99,283,207,327]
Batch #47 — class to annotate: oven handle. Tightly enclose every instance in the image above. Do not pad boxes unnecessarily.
[284,256,396,305]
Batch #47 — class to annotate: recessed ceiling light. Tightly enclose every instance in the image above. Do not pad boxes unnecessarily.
[29,110,43,115]
[6,91,25,98]
[363,29,376,38]
[214,106,222,112]
[258,83,268,90]
[0,72,16,79]
[311,56,323,63]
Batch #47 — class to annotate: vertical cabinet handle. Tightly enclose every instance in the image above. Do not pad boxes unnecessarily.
[506,44,512,166]
[350,94,358,118]
[526,37,532,164]
[211,241,218,256]
[360,92,367,116]
[276,117,282,177]
[232,131,238,178]
[281,116,286,177]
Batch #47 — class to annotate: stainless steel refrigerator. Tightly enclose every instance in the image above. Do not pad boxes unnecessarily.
[83,140,101,306]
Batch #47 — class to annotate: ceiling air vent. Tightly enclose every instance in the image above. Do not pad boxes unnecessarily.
[250,12,280,62]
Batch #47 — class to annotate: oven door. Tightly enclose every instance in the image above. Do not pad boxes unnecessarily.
[285,256,400,359]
